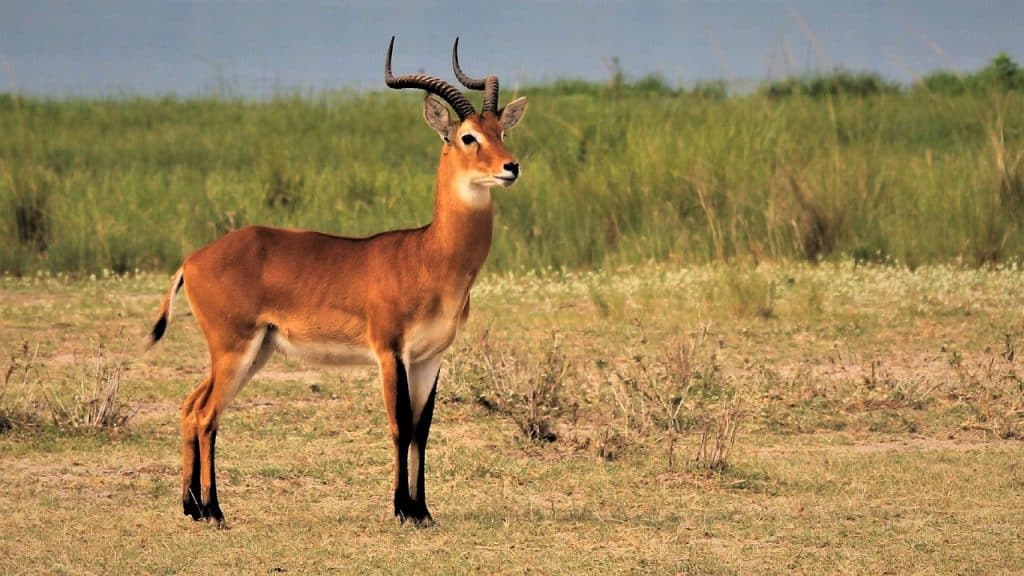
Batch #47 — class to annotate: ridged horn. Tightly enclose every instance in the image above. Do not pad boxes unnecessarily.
[452,37,499,114]
[385,36,476,120]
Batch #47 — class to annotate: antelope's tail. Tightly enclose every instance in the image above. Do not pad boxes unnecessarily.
[144,267,184,351]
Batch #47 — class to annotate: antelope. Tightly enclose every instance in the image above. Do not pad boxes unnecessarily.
[145,37,527,527]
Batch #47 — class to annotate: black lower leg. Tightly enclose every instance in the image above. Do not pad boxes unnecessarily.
[205,428,224,524]
[392,354,415,522]
[411,372,439,524]
[184,435,203,520]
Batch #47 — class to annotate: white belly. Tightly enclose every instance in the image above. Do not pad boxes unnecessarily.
[271,332,376,366]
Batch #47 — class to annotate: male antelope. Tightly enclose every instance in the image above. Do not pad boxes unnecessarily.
[145,37,527,527]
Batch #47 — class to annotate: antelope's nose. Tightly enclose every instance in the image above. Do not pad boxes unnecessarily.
[503,162,520,178]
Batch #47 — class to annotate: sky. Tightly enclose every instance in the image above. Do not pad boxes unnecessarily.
[0,0,1022,97]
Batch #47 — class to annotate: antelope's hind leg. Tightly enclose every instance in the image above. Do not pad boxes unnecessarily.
[180,329,274,527]
[181,375,210,522]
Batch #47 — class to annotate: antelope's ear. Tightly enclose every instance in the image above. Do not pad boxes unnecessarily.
[499,96,528,132]
[423,95,455,142]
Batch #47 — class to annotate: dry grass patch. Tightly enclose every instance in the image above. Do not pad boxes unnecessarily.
[3,264,1024,574]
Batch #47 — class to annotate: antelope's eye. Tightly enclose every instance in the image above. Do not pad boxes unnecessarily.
[461,134,477,146]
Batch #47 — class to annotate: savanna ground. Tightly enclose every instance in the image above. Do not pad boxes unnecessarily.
[3,59,1024,574]
[3,263,1023,575]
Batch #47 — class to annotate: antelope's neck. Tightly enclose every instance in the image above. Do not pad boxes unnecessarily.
[423,170,494,281]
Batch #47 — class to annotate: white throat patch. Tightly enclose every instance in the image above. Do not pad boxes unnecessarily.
[457,180,493,209]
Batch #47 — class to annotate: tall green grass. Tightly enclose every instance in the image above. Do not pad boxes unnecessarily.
[1,86,1022,274]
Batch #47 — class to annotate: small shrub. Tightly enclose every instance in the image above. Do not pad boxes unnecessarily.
[695,394,744,471]
[518,333,572,442]
[1,340,43,432]
[608,321,721,436]
[918,53,1024,94]
[916,70,966,95]
[595,426,629,461]
[46,335,136,431]
[972,52,1023,92]
[449,330,572,444]
[947,337,1024,440]
[632,73,674,96]
[603,321,743,468]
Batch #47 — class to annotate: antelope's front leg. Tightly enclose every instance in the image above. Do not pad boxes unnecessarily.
[378,351,418,523]
[378,351,441,525]
[406,356,442,526]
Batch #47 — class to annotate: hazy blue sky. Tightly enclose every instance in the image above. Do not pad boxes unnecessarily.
[1,1,1022,97]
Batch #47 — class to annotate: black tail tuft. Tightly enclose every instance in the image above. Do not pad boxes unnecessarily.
[144,270,183,352]
[150,315,168,344]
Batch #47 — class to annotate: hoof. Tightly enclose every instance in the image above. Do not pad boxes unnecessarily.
[183,496,203,521]
[411,515,436,529]
[394,495,433,526]
[207,516,229,530]
[183,496,225,527]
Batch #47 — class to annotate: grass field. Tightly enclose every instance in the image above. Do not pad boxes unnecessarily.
[2,86,1023,275]
[3,263,1023,574]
